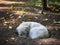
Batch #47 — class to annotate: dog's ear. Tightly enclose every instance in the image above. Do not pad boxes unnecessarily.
[14,31,19,36]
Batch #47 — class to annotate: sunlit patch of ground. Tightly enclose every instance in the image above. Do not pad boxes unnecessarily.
[35,38,60,45]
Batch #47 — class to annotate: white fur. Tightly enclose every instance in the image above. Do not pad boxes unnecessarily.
[29,27,49,39]
[16,22,49,39]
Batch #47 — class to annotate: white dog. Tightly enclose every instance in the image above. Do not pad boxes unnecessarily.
[16,22,49,39]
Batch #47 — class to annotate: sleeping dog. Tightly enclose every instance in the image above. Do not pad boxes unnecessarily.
[16,22,49,39]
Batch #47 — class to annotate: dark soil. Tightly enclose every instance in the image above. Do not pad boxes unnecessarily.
[0,11,60,45]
